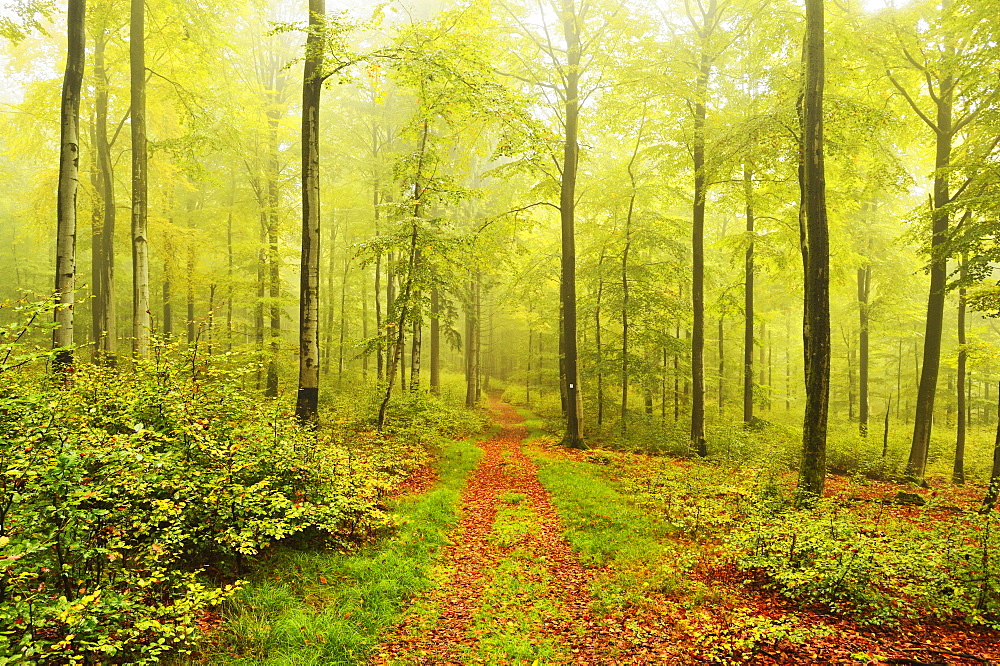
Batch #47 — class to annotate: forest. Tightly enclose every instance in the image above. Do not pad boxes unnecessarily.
[2,0,1000,663]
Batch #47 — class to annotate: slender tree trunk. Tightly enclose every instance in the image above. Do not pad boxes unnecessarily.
[362,268,369,380]
[207,283,215,356]
[907,80,954,479]
[526,326,533,406]
[718,315,725,415]
[475,276,482,401]
[798,0,831,500]
[296,0,324,423]
[92,28,115,364]
[859,261,871,436]
[162,251,172,338]
[409,296,421,391]
[744,165,754,424]
[254,216,265,388]
[559,0,584,448]
[466,287,477,408]
[130,0,150,358]
[690,8,714,458]
[430,287,440,394]
[339,252,349,381]
[226,210,234,351]
[595,276,604,426]
[186,244,195,343]
[264,213,280,395]
[54,0,85,369]
[378,223,418,427]
[621,229,630,440]
[955,257,967,484]
[983,383,1000,511]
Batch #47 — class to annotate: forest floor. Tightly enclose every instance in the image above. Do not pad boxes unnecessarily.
[369,396,1000,665]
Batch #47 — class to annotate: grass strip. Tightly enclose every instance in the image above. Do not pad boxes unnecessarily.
[198,434,484,665]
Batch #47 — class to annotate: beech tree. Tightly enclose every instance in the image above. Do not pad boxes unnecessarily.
[296,0,325,423]
[130,0,150,358]
[53,0,85,369]
[797,0,830,500]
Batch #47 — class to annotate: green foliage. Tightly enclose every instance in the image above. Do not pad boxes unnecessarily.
[202,433,483,664]
[0,347,437,662]
[730,496,1000,628]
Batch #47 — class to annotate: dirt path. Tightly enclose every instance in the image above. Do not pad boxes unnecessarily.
[372,397,614,665]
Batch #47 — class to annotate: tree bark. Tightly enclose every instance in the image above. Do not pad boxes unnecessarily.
[130,0,150,358]
[54,0,85,370]
[339,251,349,381]
[858,261,871,436]
[955,257,967,484]
[430,287,440,394]
[797,0,831,501]
[559,0,585,449]
[906,65,955,480]
[296,0,324,424]
[983,383,1000,512]
[743,165,755,425]
[690,2,714,458]
[718,315,725,415]
[465,283,476,407]
[91,26,115,364]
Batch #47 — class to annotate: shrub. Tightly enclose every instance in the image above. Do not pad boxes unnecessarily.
[0,347,435,663]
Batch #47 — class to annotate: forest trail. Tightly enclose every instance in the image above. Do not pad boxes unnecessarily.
[372,396,623,665]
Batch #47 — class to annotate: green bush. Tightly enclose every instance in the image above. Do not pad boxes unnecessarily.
[0,349,429,663]
[729,497,1000,628]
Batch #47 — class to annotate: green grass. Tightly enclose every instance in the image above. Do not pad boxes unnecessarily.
[197,433,484,665]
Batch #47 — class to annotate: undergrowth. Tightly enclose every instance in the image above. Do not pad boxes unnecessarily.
[197,433,483,664]
[0,315,484,664]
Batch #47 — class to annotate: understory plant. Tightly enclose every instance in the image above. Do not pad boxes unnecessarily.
[730,494,1000,628]
[0,341,442,663]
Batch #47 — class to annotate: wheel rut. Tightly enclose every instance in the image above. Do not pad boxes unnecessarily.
[372,397,607,665]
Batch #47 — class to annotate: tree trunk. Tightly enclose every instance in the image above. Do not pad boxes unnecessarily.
[362,267,369,380]
[54,0,85,370]
[339,251,349,382]
[621,226,630,440]
[409,294,421,391]
[907,80,955,480]
[690,6,714,458]
[595,277,604,426]
[430,287,440,394]
[186,244,195,343]
[740,166,754,425]
[983,383,1000,512]
[559,0,584,449]
[295,0,324,424]
[207,283,215,355]
[858,262,871,436]
[955,257,967,484]
[227,210,233,351]
[466,285,477,407]
[378,223,418,427]
[798,0,831,501]
[718,315,725,415]
[130,0,150,358]
[162,254,172,338]
[92,26,115,364]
